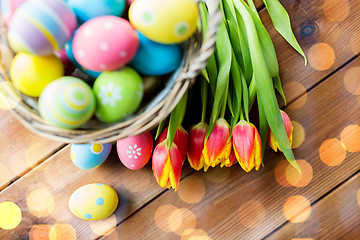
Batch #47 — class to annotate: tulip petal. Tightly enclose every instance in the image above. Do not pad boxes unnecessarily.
[157,126,188,164]
[187,122,208,171]
[267,111,293,152]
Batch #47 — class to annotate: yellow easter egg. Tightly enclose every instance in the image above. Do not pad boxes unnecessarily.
[10,53,64,97]
[68,183,118,221]
[129,0,198,44]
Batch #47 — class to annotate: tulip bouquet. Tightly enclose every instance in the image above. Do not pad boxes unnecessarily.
[152,0,306,190]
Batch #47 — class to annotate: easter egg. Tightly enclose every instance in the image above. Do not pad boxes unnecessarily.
[55,48,76,75]
[130,32,183,76]
[93,67,143,123]
[67,0,126,23]
[10,53,64,97]
[7,0,77,56]
[0,0,27,26]
[117,131,153,170]
[68,183,118,220]
[71,143,112,169]
[129,0,198,44]
[64,38,101,78]
[73,16,138,71]
[38,77,95,129]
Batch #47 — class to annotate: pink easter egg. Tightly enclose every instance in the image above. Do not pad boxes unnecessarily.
[126,0,135,5]
[117,132,153,170]
[72,16,139,72]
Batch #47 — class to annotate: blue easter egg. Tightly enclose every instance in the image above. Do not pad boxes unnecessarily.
[67,0,126,23]
[71,143,112,169]
[130,32,183,76]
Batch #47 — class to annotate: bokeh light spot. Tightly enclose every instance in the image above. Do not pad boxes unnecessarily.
[26,188,55,217]
[286,160,313,187]
[154,204,178,232]
[308,43,335,71]
[319,138,346,166]
[90,214,117,236]
[238,200,266,228]
[0,163,11,189]
[357,189,360,207]
[204,166,231,183]
[275,160,292,187]
[0,82,21,110]
[283,195,311,223]
[51,193,72,222]
[340,124,360,152]
[292,121,306,149]
[49,224,77,240]
[169,208,197,236]
[344,67,360,95]
[25,142,48,168]
[29,225,52,240]
[181,229,211,240]
[350,32,360,54]
[323,0,350,22]
[0,201,22,230]
[284,81,307,110]
[178,175,205,204]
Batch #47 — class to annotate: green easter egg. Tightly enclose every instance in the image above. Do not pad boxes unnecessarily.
[93,67,144,123]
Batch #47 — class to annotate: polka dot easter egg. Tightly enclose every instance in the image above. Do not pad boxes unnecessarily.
[39,77,96,129]
[130,32,183,76]
[129,0,198,44]
[67,0,126,23]
[10,53,64,97]
[73,16,139,72]
[0,0,27,26]
[7,0,77,56]
[68,183,118,220]
[71,143,112,170]
[117,131,153,170]
[93,67,144,123]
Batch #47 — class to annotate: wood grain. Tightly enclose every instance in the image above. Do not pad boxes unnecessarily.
[103,55,360,239]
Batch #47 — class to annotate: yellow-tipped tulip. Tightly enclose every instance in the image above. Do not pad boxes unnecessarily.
[187,122,208,171]
[232,120,262,172]
[267,110,293,152]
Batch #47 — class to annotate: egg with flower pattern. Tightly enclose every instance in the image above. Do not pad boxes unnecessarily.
[71,143,112,169]
[68,183,118,220]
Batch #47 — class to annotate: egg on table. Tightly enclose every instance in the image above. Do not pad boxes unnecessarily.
[68,183,118,220]
[73,16,138,72]
[10,53,64,97]
[117,131,153,170]
[129,0,198,44]
[38,76,95,129]
[93,67,144,123]
[7,0,77,56]
[71,143,112,169]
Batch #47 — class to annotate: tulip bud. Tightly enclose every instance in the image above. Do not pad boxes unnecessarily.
[157,126,188,164]
[203,118,232,170]
[232,120,262,172]
[187,122,208,171]
[152,140,183,190]
[267,110,293,152]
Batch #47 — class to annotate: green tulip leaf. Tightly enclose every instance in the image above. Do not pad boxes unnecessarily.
[273,75,287,106]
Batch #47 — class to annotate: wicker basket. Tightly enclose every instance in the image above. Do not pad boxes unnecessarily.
[0,0,221,144]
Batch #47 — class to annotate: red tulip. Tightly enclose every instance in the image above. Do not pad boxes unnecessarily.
[187,122,208,171]
[221,141,237,167]
[157,126,188,164]
[152,140,183,190]
[267,110,293,152]
[232,120,262,172]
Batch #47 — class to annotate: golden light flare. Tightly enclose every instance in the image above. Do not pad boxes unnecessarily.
[323,0,350,22]
[29,224,52,240]
[0,44,14,71]
[340,124,360,152]
[274,160,292,187]
[154,204,178,232]
[25,142,49,169]
[292,121,306,149]
[0,163,11,189]
[283,195,311,223]
[0,82,21,110]
[238,200,266,228]
[286,160,313,188]
[308,43,335,71]
[178,175,206,204]
[49,224,77,240]
[89,214,117,236]
[204,166,231,183]
[284,81,307,110]
[121,168,152,193]
[50,193,72,222]
[344,67,360,96]
[0,201,22,230]
[169,208,197,236]
[319,138,347,166]
[350,32,360,54]
[181,229,211,240]
[26,188,55,217]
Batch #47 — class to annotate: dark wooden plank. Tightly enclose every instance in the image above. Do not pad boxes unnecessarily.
[104,55,360,239]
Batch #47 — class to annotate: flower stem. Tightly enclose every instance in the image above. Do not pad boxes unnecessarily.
[201,78,208,123]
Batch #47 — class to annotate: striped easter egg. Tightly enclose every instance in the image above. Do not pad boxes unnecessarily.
[39,77,95,129]
[7,0,77,56]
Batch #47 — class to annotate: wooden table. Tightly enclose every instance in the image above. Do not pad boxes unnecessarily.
[1,0,360,239]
